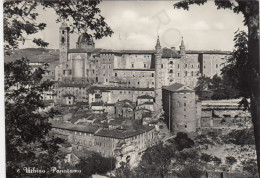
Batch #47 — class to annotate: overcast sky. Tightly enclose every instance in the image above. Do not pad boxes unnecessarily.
[20,1,247,51]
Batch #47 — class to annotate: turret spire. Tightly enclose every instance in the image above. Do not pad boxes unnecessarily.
[155,35,161,49]
[180,36,185,56]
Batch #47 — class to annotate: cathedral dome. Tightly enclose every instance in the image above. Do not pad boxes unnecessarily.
[77,33,94,44]
[76,33,95,50]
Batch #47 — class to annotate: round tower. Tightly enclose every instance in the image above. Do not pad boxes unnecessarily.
[154,36,163,111]
[162,83,197,134]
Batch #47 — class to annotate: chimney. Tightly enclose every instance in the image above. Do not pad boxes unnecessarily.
[171,47,176,50]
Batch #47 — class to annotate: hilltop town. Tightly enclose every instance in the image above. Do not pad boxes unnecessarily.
[5,22,257,177]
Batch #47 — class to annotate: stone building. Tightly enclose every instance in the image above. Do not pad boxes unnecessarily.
[54,22,230,107]
[114,100,135,120]
[162,83,198,135]
[51,121,155,166]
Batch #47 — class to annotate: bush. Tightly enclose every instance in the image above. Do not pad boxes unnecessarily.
[222,129,255,145]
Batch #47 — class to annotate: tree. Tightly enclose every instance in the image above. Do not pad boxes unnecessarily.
[225,156,237,167]
[137,142,175,178]
[114,161,136,178]
[174,1,259,175]
[176,165,203,178]
[75,153,116,178]
[242,159,258,177]
[195,74,239,100]
[4,0,113,177]
[194,76,213,100]
[174,132,195,151]
[5,58,64,177]
[4,0,113,55]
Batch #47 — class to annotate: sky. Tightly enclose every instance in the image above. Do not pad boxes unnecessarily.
[20,1,247,51]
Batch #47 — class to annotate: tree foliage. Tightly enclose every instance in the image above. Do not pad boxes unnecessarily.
[74,153,116,178]
[242,159,258,177]
[222,128,255,145]
[137,142,175,178]
[4,0,113,55]
[174,132,195,151]
[195,74,239,100]
[174,0,259,174]
[225,156,237,166]
[4,0,114,177]
[5,58,64,177]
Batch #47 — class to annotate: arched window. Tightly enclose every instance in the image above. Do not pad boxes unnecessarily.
[169,70,173,73]
[61,37,65,44]
[169,61,173,64]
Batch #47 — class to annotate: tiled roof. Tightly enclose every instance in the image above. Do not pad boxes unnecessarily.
[69,48,155,54]
[163,83,194,92]
[142,112,152,118]
[115,99,135,108]
[95,125,154,139]
[135,108,152,112]
[186,50,231,54]
[51,121,99,133]
[113,50,155,54]
[137,94,154,99]
[70,117,81,124]
[162,48,181,58]
[139,102,154,106]
[92,86,154,91]
[58,83,90,88]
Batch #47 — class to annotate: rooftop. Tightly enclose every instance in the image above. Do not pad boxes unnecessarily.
[58,83,90,88]
[51,121,99,134]
[92,86,154,91]
[163,83,194,92]
[186,50,231,55]
[137,94,154,99]
[95,125,154,139]
[51,121,154,139]
[162,48,181,58]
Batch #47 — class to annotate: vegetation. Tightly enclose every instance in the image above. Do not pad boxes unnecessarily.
[173,132,195,151]
[136,142,175,178]
[5,58,64,177]
[4,0,113,177]
[174,1,259,175]
[195,74,239,100]
[4,0,113,55]
[222,128,255,145]
[225,156,237,166]
[74,153,116,178]
[242,159,258,177]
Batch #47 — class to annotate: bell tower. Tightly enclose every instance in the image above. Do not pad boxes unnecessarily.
[59,22,70,71]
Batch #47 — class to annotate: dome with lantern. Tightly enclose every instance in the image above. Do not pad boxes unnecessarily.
[76,33,95,50]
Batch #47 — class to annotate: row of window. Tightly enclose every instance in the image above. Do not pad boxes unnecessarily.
[131,63,147,68]
[176,71,200,77]
[115,73,154,77]
[177,64,200,69]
